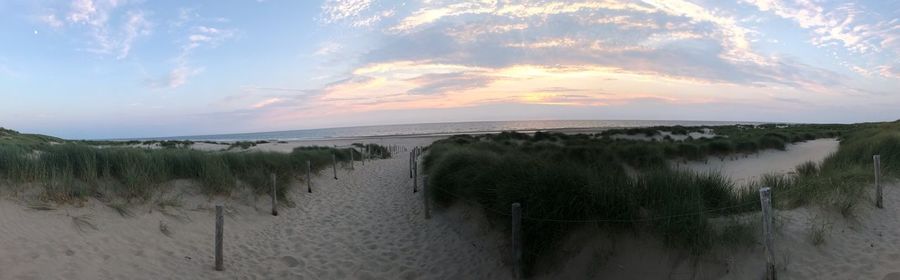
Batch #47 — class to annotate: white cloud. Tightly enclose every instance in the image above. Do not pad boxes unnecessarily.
[185,26,235,51]
[35,0,151,59]
[37,14,64,28]
[321,0,372,23]
[117,11,151,59]
[320,0,393,27]
[148,64,204,89]
[152,15,235,89]
[743,0,893,54]
[67,0,101,25]
[314,42,343,56]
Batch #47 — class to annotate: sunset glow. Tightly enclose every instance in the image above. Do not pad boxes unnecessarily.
[0,0,898,138]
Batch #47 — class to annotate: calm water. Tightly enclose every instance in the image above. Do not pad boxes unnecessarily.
[140,120,753,141]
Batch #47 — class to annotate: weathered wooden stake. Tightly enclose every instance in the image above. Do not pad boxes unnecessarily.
[413,161,418,193]
[306,160,312,193]
[349,148,354,170]
[332,153,338,180]
[875,155,883,208]
[511,202,522,279]
[759,187,775,280]
[409,151,414,178]
[271,173,278,216]
[215,205,224,271]
[424,175,431,220]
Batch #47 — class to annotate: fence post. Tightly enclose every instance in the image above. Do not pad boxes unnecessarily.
[215,205,224,271]
[512,203,522,279]
[413,160,418,193]
[332,153,338,180]
[349,148,354,170]
[409,151,414,178]
[306,160,312,193]
[424,175,431,219]
[759,187,775,280]
[875,155,883,208]
[271,173,278,216]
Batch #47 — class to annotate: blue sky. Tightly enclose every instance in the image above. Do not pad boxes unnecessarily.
[0,0,898,139]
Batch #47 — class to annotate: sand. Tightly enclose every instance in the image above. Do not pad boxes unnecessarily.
[4,135,898,279]
[0,141,511,279]
[535,137,900,279]
[715,180,900,280]
[676,138,840,187]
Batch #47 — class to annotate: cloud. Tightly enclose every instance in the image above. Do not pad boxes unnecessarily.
[152,15,235,89]
[36,0,152,59]
[741,0,890,53]
[36,14,64,28]
[320,0,393,27]
[742,0,899,78]
[314,42,342,56]
[67,0,101,24]
[146,64,203,89]
[405,72,494,95]
[184,26,235,51]
[877,64,900,79]
[117,11,151,59]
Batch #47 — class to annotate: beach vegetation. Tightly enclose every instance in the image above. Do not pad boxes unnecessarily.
[0,134,390,204]
[422,122,884,275]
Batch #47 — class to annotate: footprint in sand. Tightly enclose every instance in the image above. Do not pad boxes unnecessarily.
[281,256,301,268]
[884,272,900,280]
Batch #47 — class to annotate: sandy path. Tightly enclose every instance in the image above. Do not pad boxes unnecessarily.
[676,138,840,187]
[216,153,510,279]
[0,152,510,279]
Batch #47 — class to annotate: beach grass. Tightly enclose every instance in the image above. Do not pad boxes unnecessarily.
[424,133,771,274]
[422,122,882,275]
[0,136,389,203]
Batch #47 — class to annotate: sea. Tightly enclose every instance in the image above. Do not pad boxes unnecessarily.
[134,120,756,142]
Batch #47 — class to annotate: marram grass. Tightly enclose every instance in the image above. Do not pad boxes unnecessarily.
[0,141,389,203]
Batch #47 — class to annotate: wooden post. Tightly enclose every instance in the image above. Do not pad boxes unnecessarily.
[759,187,775,280]
[332,153,338,180]
[271,173,278,216]
[875,155,883,208]
[409,151,414,178]
[424,175,431,219]
[413,160,418,193]
[306,160,312,193]
[511,203,522,279]
[349,148,354,170]
[215,205,224,271]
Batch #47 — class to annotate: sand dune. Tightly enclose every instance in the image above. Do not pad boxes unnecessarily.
[0,147,510,279]
[2,136,896,279]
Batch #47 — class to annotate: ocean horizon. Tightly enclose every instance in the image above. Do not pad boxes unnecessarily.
[121,119,759,142]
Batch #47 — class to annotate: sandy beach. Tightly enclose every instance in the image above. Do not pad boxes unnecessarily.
[0,138,511,279]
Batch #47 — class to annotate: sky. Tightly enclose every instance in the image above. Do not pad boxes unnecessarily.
[0,0,898,139]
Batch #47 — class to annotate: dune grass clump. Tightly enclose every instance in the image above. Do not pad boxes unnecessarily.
[425,135,763,275]
[750,121,900,216]
[0,139,390,203]
[423,122,894,274]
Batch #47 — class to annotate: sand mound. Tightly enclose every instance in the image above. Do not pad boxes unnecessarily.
[0,147,510,279]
